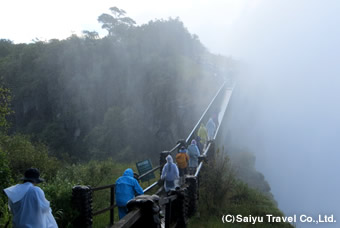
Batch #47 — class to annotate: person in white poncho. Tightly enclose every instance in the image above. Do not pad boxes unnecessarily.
[206,117,216,141]
[4,168,58,228]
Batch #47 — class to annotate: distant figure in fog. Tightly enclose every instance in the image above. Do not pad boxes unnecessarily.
[161,155,179,192]
[197,123,208,146]
[176,146,189,185]
[187,139,200,175]
[212,112,219,127]
[4,168,58,228]
[206,117,216,141]
[115,168,144,219]
[195,135,204,153]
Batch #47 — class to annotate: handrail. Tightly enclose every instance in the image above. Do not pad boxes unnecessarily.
[139,81,226,195]
[112,83,233,227]
[93,204,116,216]
[143,181,158,193]
[92,184,115,191]
[194,87,234,178]
[140,81,226,193]
[138,165,160,181]
[111,209,142,228]
[165,81,226,156]
[83,81,231,227]
[91,184,115,226]
[194,141,211,177]
[168,143,181,154]
[185,81,226,144]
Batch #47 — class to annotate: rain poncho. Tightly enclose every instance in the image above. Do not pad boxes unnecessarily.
[187,140,200,167]
[206,118,216,141]
[4,182,58,228]
[115,168,144,219]
[161,155,179,192]
[115,168,144,207]
[197,123,208,145]
[176,148,189,169]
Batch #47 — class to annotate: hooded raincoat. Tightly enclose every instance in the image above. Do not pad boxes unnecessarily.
[161,155,179,192]
[197,123,208,145]
[206,118,216,141]
[176,148,189,169]
[4,182,58,228]
[115,168,144,218]
[187,140,200,168]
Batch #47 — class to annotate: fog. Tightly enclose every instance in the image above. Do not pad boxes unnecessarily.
[1,0,339,226]
[223,1,340,227]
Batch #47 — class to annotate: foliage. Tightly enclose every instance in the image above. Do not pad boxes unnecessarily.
[189,150,294,228]
[98,7,136,39]
[0,11,231,163]
[42,177,76,228]
[0,134,60,181]
[199,148,235,214]
[0,147,13,227]
[0,86,13,132]
[82,30,99,40]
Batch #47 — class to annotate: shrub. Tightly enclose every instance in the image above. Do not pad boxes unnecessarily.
[0,146,13,227]
[0,134,60,181]
[189,148,294,228]
[198,148,235,214]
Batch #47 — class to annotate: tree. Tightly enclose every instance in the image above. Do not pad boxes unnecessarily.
[82,30,99,40]
[0,86,13,132]
[98,7,136,39]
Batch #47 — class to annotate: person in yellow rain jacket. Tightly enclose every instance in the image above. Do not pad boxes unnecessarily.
[197,122,208,145]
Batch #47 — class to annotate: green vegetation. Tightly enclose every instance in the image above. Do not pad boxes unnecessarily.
[188,150,294,228]
[0,9,233,163]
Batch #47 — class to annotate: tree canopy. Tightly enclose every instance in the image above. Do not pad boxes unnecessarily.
[0,8,235,162]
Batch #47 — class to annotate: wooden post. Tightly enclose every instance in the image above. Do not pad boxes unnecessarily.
[175,188,187,228]
[72,185,93,228]
[165,200,171,228]
[185,176,198,218]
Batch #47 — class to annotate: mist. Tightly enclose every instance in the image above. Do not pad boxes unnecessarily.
[222,1,340,227]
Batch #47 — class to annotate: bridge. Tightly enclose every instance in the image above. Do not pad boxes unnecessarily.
[72,81,234,228]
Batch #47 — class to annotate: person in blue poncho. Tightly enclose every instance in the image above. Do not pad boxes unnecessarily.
[115,168,144,219]
[187,139,201,175]
[4,168,58,228]
[161,155,179,192]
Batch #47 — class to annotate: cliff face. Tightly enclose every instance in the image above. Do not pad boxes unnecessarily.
[228,150,276,203]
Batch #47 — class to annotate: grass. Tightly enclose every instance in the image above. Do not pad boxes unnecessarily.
[188,182,295,228]
[187,149,294,228]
